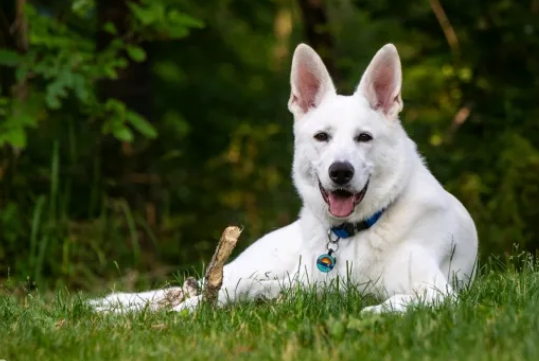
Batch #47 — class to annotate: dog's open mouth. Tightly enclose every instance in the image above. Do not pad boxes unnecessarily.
[319,181,369,218]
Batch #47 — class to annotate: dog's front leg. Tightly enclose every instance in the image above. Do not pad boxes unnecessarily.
[361,244,454,315]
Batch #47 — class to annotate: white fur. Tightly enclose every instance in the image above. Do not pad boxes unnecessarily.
[90,44,478,315]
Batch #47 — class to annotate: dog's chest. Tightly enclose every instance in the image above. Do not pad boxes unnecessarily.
[299,232,387,287]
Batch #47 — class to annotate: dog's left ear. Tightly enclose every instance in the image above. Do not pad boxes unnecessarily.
[356,44,403,119]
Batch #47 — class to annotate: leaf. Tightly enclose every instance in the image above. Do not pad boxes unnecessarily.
[103,67,119,79]
[4,128,27,148]
[45,81,68,109]
[126,111,157,138]
[72,0,94,16]
[162,11,204,40]
[13,111,38,128]
[165,26,189,39]
[0,50,21,67]
[167,10,204,29]
[103,22,117,35]
[128,3,164,26]
[105,99,127,113]
[71,74,89,103]
[163,111,190,136]
[112,126,134,142]
[126,45,147,63]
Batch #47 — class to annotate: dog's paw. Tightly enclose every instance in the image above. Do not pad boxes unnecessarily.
[360,304,387,315]
[361,303,406,315]
[362,294,417,315]
[171,294,202,313]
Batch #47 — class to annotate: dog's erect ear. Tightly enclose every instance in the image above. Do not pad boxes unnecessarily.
[288,44,336,119]
[356,44,403,119]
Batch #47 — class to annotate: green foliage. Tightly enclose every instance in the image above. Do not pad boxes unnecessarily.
[0,0,203,149]
[128,0,204,39]
[0,0,205,286]
[0,0,538,289]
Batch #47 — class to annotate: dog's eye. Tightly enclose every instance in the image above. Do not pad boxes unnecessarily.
[314,132,329,142]
[355,133,373,142]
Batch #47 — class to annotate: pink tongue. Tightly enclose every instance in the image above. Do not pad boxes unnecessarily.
[328,193,355,217]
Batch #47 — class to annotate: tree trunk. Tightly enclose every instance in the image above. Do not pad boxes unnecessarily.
[96,0,159,228]
[297,0,339,83]
[0,2,16,97]
[96,0,152,121]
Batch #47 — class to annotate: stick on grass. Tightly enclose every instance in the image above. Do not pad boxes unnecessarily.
[203,226,242,305]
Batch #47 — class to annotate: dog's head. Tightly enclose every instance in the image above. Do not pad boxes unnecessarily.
[289,44,412,223]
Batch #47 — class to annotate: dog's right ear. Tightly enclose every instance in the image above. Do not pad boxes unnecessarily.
[288,44,336,119]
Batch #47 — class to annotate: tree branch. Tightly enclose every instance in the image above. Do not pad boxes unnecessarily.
[444,102,472,143]
[428,0,460,57]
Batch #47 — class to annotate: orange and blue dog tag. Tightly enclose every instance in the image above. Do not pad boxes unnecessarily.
[316,253,336,273]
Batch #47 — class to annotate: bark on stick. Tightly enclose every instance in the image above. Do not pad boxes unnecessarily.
[203,226,242,305]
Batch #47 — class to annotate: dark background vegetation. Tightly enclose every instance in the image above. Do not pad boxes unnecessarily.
[0,0,538,291]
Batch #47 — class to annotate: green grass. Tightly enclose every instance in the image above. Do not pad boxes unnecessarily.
[2,258,539,361]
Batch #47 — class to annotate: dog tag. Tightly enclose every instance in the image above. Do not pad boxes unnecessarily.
[316,253,336,273]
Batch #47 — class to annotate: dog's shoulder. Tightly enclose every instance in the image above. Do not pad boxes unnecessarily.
[387,162,463,234]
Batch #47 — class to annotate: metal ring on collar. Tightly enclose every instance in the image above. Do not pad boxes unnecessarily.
[327,228,340,244]
[327,242,339,253]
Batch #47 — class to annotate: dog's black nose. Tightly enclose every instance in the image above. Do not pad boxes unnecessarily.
[329,162,355,185]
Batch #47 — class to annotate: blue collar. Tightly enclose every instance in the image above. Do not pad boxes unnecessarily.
[330,208,385,239]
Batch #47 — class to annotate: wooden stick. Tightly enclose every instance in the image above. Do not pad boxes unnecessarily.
[203,226,242,305]
[149,226,241,310]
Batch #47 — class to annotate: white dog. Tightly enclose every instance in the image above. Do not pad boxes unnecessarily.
[91,43,478,314]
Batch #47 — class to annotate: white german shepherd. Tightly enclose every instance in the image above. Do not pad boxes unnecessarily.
[91,43,478,314]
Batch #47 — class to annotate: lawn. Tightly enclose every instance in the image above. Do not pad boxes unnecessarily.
[2,257,539,361]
